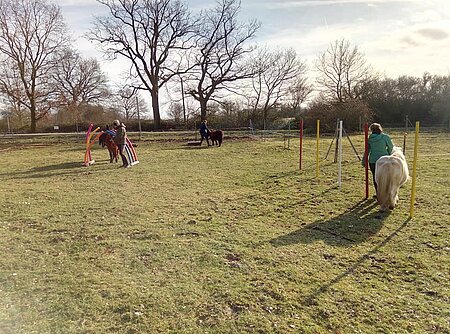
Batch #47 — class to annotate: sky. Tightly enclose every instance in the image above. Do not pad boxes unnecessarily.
[58,0,450,111]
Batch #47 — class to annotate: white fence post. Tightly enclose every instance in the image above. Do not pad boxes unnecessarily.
[338,120,343,189]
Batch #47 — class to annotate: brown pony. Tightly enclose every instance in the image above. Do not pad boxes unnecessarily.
[209,129,223,146]
[99,132,119,163]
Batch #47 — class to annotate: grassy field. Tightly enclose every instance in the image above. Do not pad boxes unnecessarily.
[0,130,449,334]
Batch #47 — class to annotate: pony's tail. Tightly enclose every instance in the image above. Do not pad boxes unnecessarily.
[376,172,391,209]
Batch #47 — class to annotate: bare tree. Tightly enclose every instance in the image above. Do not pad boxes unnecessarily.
[116,87,149,120]
[315,39,371,102]
[53,49,110,127]
[187,0,260,120]
[0,62,30,128]
[167,102,183,123]
[0,0,69,132]
[88,0,197,130]
[54,49,110,105]
[288,75,313,112]
[249,47,307,127]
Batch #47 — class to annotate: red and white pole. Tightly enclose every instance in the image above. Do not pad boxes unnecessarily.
[364,123,369,199]
[299,119,303,170]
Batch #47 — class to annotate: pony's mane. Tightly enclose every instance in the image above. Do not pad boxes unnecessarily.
[391,146,404,158]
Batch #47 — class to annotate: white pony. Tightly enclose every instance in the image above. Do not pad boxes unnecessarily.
[375,146,409,211]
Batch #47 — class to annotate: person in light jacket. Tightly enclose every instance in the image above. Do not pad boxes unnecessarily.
[112,119,129,168]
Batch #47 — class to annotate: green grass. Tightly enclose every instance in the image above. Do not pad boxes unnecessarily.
[0,131,449,334]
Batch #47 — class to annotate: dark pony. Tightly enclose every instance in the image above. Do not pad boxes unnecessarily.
[209,129,223,147]
[99,131,118,163]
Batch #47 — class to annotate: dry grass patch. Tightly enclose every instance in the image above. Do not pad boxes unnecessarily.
[0,131,449,333]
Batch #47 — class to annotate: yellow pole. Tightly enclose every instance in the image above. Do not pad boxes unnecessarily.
[316,119,320,177]
[409,121,419,218]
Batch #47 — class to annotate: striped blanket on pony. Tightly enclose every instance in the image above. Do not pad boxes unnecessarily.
[105,129,139,166]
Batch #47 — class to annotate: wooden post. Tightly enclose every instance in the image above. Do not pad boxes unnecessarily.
[288,120,291,149]
[136,96,142,141]
[181,77,187,128]
[334,119,339,163]
[409,121,420,218]
[403,132,407,155]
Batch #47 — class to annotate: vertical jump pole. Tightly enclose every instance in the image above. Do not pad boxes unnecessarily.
[136,95,142,141]
[409,121,420,218]
[338,120,343,189]
[403,132,407,155]
[364,123,369,199]
[299,119,303,170]
[316,119,320,177]
[84,123,93,166]
[288,120,291,149]
[334,120,339,163]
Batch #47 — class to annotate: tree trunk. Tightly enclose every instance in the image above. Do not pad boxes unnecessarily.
[200,99,207,120]
[263,109,268,130]
[30,100,37,133]
[151,89,161,130]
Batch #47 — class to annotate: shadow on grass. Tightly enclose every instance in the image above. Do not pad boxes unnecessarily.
[181,144,212,150]
[303,218,411,305]
[263,169,304,181]
[0,160,115,179]
[238,185,338,222]
[270,198,388,247]
[31,161,84,172]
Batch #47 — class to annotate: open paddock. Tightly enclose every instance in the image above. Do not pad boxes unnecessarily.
[0,130,449,333]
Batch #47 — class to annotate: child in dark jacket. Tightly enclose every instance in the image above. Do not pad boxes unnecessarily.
[199,120,210,146]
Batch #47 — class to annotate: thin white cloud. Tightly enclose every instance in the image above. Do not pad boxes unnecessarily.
[416,28,448,40]
[400,36,420,47]
[410,9,444,23]
[58,0,99,6]
[362,20,450,76]
[257,0,421,9]
[256,5,450,77]
[60,0,450,86]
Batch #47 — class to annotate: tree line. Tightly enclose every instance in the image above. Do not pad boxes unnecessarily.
[0,0,448,133]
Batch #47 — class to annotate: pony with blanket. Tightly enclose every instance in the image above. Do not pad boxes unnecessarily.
[209,129,223,147]
[99,131,119,163]
[375,146,409,211]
